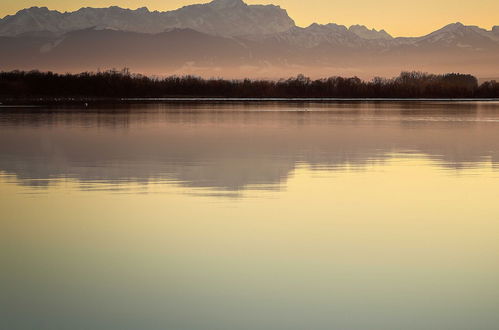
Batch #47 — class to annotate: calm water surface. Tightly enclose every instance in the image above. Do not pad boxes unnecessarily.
[1,102,499,330]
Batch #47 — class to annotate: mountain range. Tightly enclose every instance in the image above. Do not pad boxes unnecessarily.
[1,0,498,78]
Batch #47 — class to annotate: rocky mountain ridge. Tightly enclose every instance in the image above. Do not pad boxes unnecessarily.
[0,0,498,78]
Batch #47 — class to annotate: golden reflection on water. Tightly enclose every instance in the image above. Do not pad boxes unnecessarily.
[1,153,499,330]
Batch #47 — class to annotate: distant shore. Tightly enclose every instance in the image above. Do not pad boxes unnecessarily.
[2,98,499,108]
[1,70,498,103]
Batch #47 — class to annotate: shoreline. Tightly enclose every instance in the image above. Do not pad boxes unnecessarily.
[1,97,499,107]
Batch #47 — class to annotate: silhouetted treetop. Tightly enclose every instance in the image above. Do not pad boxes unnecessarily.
[0,70,497,99]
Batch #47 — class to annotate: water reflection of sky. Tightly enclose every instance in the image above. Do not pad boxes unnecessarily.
[2,102,499,330]
[1,102,499,193]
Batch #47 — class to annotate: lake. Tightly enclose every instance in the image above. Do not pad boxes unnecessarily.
[1,101,499,330]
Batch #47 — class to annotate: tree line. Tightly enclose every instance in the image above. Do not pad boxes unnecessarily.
[1,69,498,99]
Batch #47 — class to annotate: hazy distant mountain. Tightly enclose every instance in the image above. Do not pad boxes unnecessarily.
[0,0,295,37]
[397,23,499,49]
[0,0,498,78]
[248,23,397,50]
[349,25,392,40]
[0,28,252,74]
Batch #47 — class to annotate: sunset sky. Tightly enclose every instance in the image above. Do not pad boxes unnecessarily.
[1,0,498,37]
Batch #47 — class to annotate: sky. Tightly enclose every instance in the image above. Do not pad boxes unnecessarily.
[1,0,498,37]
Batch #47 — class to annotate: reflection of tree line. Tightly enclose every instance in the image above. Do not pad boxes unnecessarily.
[1,108,499,190]
[1,70,498,99]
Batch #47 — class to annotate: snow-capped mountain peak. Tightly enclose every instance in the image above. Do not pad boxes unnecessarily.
[0,0,295,37]
[349,25,393,40]
[210,0,247,9]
